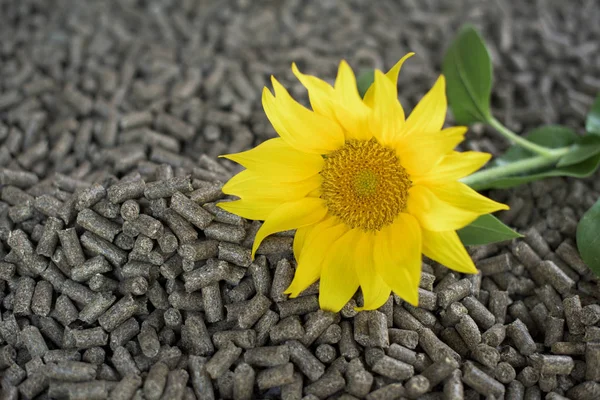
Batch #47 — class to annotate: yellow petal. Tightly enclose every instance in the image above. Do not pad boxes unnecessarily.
[221,138,324,182]
[412,151,491,185]
[395,127,466,176]
[252,197,328,258]
[363,52,415,111]
[354,233,391,311]
[367,70,399,146]
[422,229,477,274]
[334,60,371,141]
[319,229,360,312]
[428,181,509,215]
[286,219,347,297]
[263,80,344,154]
[373,213,422,306]
[217,198,284,221]
[406,184,480,232]
[291,63,336,120]
[402,75,447,136]
[222,169,321,201]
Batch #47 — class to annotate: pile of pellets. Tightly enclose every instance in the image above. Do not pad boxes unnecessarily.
[2,0,600,399]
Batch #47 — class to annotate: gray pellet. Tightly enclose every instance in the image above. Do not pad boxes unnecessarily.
[438,279,472,309]
[238,292,271,329]
[371,354,414,380]
[181,314,214,356]
[271,258,294,302]
[83,347,106,365]
[18,372,49,399]
[243,345,290,367]
[286,339,325,382]
[232,363,255,400]
[388,328,419,349]
[257,362,295,390]
[556,241,589,275]
[462,361,505,398]
[421,355,459,387]
[518,365,540,387]
[109,374,142,400]
[160,369,189,400]
[45,361,98,382]
[564,295,585,335]
[315,344,337,364]
[78,292,116,324]
[269,315,303,344]
[71,255,112,282]
[144,176,192,199]
[161,208,198,244]
[405,375,430,398]
[586,342,600,381]
[462,296,495,330]
[443,369,463,400]
[302,310,338,347]
[545,316,565,347]
[75,183,106,211]
[582,304,600,326]
[202,282,224,323]
[108,179,146,204]
[170,191,214,229]
[138,323,160,358]
[419,327,461,363]
[456,315,481,351]
[387,343,417,365]
[0,345,16,369]
[80,231,128,267]
[205,222,246,244]
[58,228,86,268]
[112,346,140,377]
[144,362,169,400]
[21,325,48,358]
[62,279,95,305]
[489,290,511,324]
[304,370,346,399]
[539,260,576,295]
[13,276,35,316]
[121,199,140,221]
[36,216,64,257]
[472,343,501,368]
[205,341,242,379]
[99,294,138,332]
[51,294,79,326]
[476,253,513,276]
[64,327,109,349]
[218,242,252,267]
[507,319,537,356]
[179,240,219,262]
[188,356,215,400]
[530,353,575,375]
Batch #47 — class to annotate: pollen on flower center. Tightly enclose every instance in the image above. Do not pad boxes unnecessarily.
[320,137,412,231]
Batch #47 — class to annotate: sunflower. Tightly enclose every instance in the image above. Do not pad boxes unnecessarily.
[218,53,508,312]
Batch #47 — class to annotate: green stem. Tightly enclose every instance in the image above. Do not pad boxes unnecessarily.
[461,146,571,190]
[488,117,560,157]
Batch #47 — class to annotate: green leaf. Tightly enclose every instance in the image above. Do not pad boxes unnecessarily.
[442,25,493,125]
[493,125,578,166]
[485,154,600,189]
[557,135,600,167]
[576,197,600,276]
[356,69,374,99]
[476,125,600,190]
[457,214,522,246]
[586,94,600,135]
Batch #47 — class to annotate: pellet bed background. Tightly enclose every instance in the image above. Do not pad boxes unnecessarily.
[1,0,600,399]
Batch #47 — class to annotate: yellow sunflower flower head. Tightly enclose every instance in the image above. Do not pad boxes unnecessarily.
[218,53,508,312]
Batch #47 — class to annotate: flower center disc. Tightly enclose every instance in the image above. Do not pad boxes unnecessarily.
[320,138,412,231]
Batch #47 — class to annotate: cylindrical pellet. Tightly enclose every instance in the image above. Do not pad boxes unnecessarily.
[507,318,537,356]
[205,342,242,379]
[462,361,505,398]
